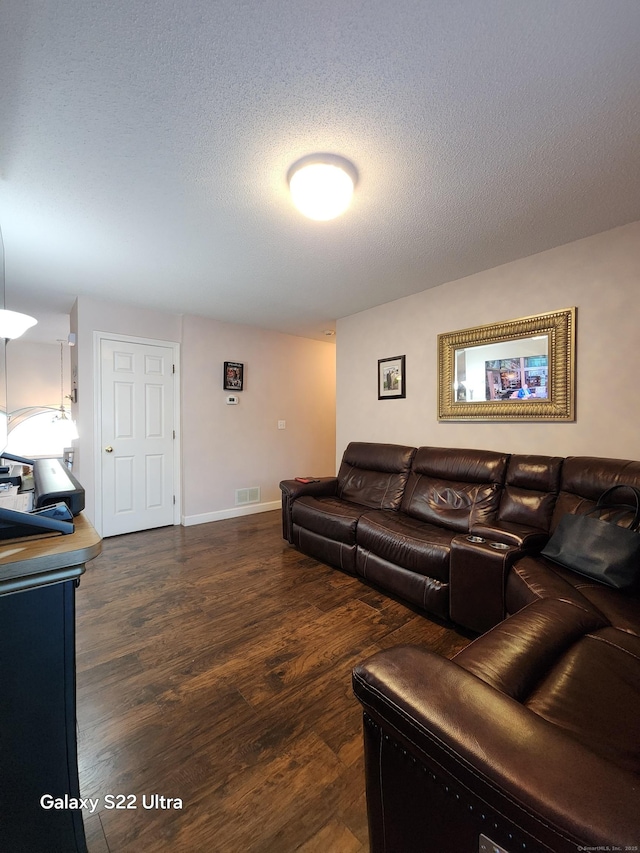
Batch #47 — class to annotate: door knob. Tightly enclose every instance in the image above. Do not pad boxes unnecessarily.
[105,446,113,453]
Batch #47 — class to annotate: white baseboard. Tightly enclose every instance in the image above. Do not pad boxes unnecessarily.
[182,500,281,527]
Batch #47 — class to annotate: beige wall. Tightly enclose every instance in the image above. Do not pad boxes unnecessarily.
[181,315,336,523]
[7,340,71,412]
[336,221,640,462]
[70,296,336,530]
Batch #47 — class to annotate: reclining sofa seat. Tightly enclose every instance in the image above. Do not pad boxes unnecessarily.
[352,452,640,852]
[472,453,564,548]
[506,455,640,630]
[288,442,416,574]
[282,445,567,627]
[355,447,509,621]
[449,452,564,632]
[353,595,640,852]
[282,446,640,633]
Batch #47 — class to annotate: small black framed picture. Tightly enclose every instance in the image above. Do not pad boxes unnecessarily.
[378,355,406,400]
[224,361,244,391]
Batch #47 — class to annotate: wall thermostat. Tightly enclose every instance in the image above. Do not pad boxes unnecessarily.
[226,395,239,405]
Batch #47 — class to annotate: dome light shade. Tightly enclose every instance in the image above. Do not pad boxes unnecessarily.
[287,154,358,221]
[0,309,37,339]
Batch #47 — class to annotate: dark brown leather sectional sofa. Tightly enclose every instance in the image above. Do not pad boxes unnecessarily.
[280,443,640,852]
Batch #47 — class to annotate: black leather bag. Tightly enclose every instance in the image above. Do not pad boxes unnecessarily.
[541,484,640,589]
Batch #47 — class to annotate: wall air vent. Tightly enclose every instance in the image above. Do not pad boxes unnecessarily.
[235,487,261,506]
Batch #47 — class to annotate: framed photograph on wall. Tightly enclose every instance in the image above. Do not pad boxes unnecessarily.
[378,355,406,400]
[224,361,244,391]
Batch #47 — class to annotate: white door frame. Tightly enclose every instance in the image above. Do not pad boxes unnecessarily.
[93,331,181,537]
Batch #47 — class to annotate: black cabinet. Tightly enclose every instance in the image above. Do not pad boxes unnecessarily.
[0,518,101,853]
[0,580,86,852]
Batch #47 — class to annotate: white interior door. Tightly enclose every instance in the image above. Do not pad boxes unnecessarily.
[100,337,176,537]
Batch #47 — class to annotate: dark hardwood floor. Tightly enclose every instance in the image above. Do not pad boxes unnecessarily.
[76,510,471,852]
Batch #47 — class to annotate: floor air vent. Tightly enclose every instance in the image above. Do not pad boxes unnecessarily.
[235,487,261,506]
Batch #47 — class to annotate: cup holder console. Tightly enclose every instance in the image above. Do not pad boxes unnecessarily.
[465,535,510,550]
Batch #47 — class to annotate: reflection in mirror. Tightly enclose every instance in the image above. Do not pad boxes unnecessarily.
[454,335,549,402]
[438,308,575,421]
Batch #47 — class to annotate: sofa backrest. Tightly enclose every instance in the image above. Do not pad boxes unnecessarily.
[552,456,640,530]
[498,454,564,532]
[401,447,509,532]
[337,442,417,510]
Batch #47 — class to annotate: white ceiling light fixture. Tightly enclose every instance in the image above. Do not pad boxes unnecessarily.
[287,154,358,221]
[0,310,38,340]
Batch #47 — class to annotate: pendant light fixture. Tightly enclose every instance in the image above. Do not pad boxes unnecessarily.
[287,153,358,221]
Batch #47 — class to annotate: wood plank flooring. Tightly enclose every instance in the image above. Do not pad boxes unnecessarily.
[76,510,472,852]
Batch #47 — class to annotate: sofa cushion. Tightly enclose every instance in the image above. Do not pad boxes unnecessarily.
[506,554,600,615]
[291,496,369,545]
[292,526,357,574]
[355,549,450,618]
[357,510,454,580]
[526,625,640,774]
[400,447,508,532]
[337,442,416,510]
[455,597,607,699]
[498,454,563,530]
[551,455,640,529]
[456,598,640,775]
[575,585,640,637]
[507,553,640,636]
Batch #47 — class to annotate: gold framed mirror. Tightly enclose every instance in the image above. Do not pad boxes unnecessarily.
[438,307,576,421]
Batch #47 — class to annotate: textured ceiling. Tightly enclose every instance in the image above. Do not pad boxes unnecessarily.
[1,0,640,342]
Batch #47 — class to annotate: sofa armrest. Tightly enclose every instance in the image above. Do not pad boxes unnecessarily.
[449,534,521,632]
[279,477,338,543]
[471,520,549,551]
[353,645,639,853]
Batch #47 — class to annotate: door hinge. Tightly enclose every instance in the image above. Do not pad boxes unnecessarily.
[173,495,176,505]
[173,429,176,439]
[172,363,176,374]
